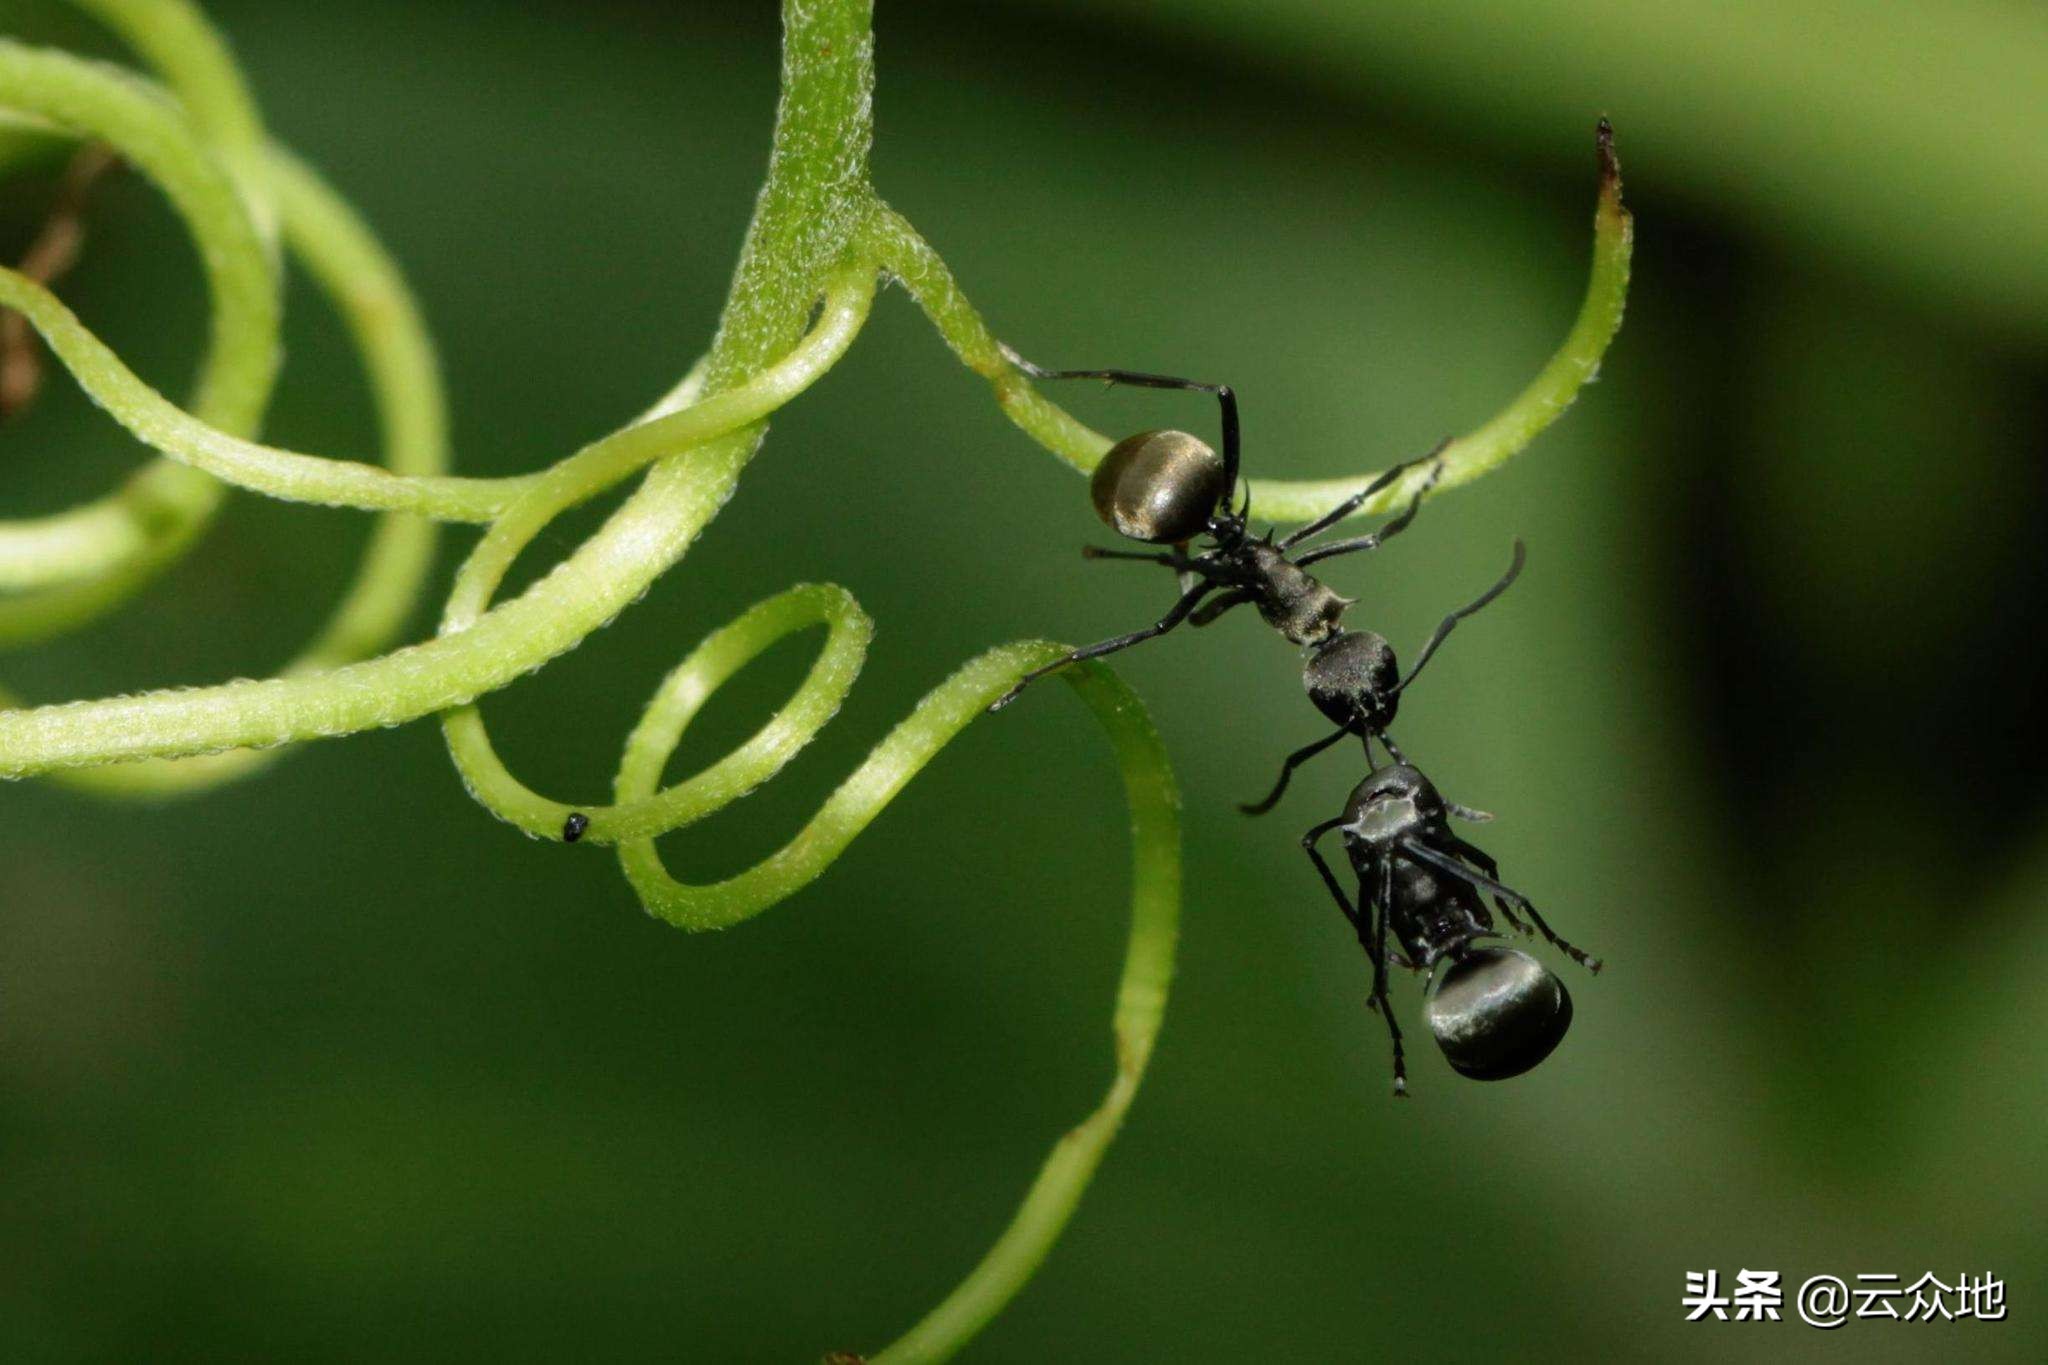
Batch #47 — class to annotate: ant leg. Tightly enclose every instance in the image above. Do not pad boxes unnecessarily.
[1373,857,1408,1096]
[999,345,1241,496]
[1398,839,1602,973]
[1240,726,1349,815]
[1080,547,1181,565]
[1394,539,1526,694]
[1440,834,1529,935]
[1289,458,1449,565]
[1280,441,1448,549]
[1442,833,1508,881]
[1379,731,1409,766]
[988,579,1214,712]
[1302,818,1363,936]
[1189,588,1253,627]
[1320,840,1411,1094]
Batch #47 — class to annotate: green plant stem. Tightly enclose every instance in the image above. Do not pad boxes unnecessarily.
[0,0,279,610]
[47,147,452,796]
[437,271,878,842]
[1249,126,1633,518]
[0,266,524,519]
[0,0,877,776]
[0,38,273,618]
[701,0,875,391]
[869,656,1180,1365]
[871,125,1633,525]
[67,0,272,232]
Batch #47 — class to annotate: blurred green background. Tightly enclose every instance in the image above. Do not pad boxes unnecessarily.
[3,1,2044,1360]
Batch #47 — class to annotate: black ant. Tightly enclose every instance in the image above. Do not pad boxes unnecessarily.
[1301,761,1600,1095]
[987,352,1522,811]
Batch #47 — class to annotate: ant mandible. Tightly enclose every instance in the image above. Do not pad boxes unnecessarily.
[1301,761,1601,1095]
[988,350,1523,812]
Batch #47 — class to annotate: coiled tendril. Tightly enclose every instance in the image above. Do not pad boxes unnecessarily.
[0,1,1630,1358]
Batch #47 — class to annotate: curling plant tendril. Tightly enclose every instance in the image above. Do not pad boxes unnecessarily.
[0,0,1631,1358]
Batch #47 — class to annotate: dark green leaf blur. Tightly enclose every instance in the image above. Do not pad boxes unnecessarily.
[2,1,2042,1359]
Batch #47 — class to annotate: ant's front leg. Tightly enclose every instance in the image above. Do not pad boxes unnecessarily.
[1301,818,1361,934]
[988,578,1215,712]
[1279,441,1447,554]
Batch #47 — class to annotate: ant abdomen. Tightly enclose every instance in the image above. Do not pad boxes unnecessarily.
[1425,947,1573,1080]
[1089,429,1226,543]
[1304,630,1400,733]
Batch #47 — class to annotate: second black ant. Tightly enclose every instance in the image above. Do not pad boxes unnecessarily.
[1303,761,1602,1095]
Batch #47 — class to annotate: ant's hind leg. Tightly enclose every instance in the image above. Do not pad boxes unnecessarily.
[1189,588,1253,627]
[987,580,1214,712]
[998,345,1241,492]
[1080,546,1181,565]
[1441,833,1525,933]
[1400,839,1601,973]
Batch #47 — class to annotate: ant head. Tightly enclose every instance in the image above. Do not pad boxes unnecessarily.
[1090,430,1233,544]
[1341,763,1443,846]
[1305,631,1398,725]
[1425,946,1573,1080]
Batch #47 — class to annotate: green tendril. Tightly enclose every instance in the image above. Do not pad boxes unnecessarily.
[869,130,1633,525]
[0,269,524,519]
[0,0,1629,1355]
[42,147,451,797]
[0,38,273,621]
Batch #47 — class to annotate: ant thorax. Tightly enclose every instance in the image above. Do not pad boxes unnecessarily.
[1228,540,1350,646]
[1385,858,1495,969]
